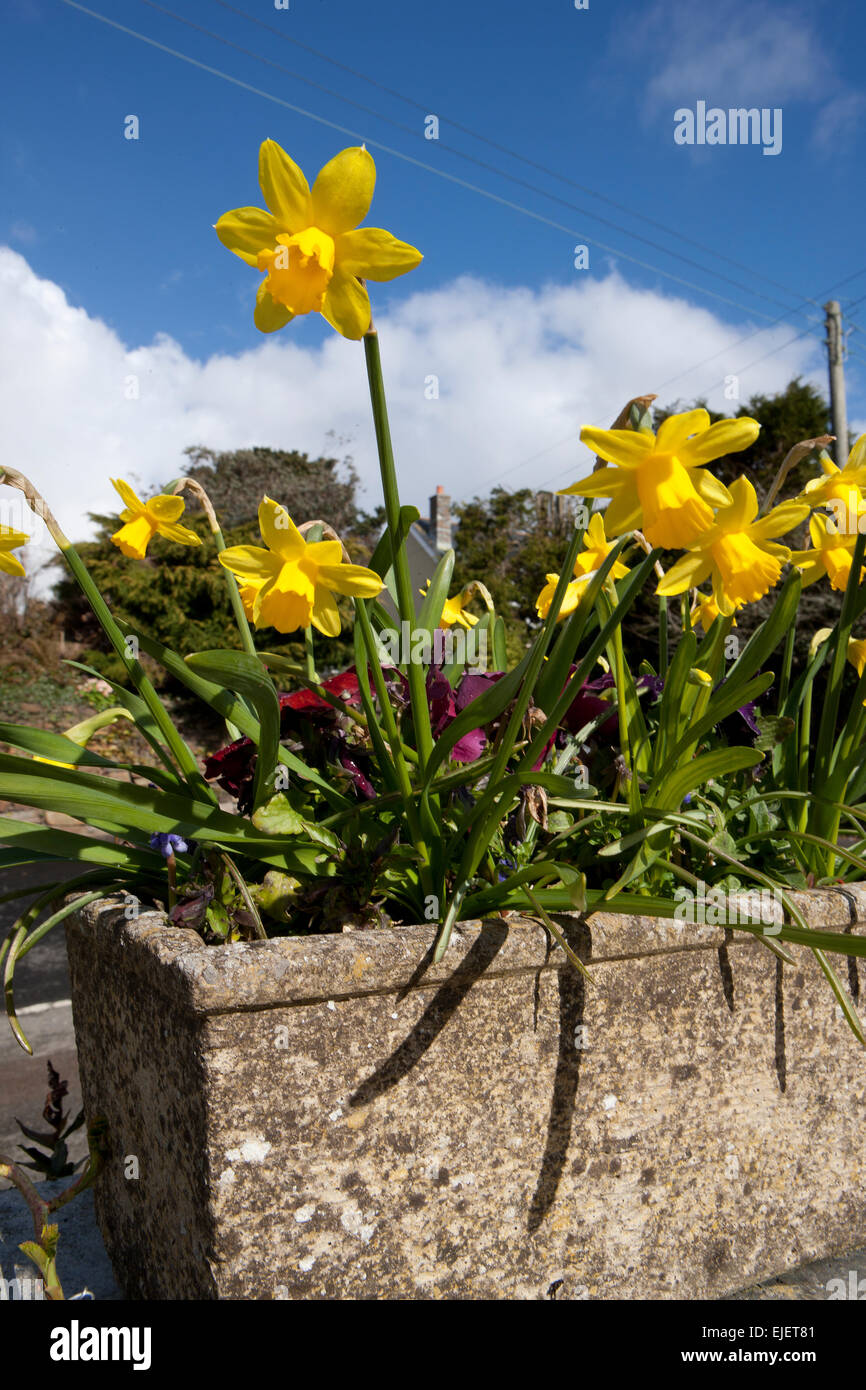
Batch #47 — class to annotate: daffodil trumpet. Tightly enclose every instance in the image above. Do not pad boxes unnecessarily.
[657,477,808,616]
[560,408,760,550]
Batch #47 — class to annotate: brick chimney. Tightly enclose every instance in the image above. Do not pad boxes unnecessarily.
[429,485,451,552]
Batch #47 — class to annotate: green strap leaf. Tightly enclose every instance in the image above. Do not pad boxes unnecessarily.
[185,651,280,811]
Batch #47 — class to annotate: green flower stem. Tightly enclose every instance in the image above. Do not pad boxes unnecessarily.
[169,477,257,658]
[354,599,434,899]
[778,619,796,709]
[814,531,866,829]
[690,615,733,732]
[796,682,814,838]
[659,597,669,677]
[363,330,434,767]
[0,468,213,801]
[433,523,588,961]
[821,663,866,876]
[304,625,318,683]
[602,583,631,773]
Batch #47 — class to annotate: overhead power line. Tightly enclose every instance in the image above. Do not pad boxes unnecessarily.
[206,0,825,315]
[140,0,804,315]
[64,0,813,327]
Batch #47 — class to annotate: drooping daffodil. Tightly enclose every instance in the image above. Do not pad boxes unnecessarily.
[0,524,29,577]
[419,580,479,630]
[657,477,808,615]
[796,435,866,537]
[215,141,423,339]
[791,512,866,593]
[559,409,760,550]
[219,498,383,635]
[536,513,630,620]
[110,480,201,560]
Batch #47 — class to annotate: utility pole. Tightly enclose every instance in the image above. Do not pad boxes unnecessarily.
[824,301,849,468]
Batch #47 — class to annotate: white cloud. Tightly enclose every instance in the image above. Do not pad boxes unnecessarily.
[0,246,823,589]
[629,0,862,151]
[811,92,866,151]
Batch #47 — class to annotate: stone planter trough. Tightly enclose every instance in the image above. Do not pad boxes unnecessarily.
[65,888,866,1299]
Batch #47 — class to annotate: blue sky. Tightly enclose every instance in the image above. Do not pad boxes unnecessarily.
[2,0,866,549]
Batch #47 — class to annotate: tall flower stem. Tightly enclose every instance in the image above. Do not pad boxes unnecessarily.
[363,329,434,767]
[303,626,318,683]
[354,599,433,900]
[169,477,256,657]
[0,468,213,801]
[603,583,631,773]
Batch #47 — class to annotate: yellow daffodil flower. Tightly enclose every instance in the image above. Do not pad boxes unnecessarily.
[536,513,630,620]
[419,580,479,629]
[848,637,866,678]
[0,524,29,577]
[110,480,201,560]
[797,434,866,536]
[559,409,760,550]
[846,638,866,706]
[215,141,423,339]
[690,590,739,632]
[219,497,383,635]
[790,511,866,592]
[657,477,808,615]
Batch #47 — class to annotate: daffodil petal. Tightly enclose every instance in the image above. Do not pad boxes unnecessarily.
[316,562,383,598]
[790,557,823,587]
[655,409,710,453]
[0,550,26,577]
[723,476,759,530]
[751,500,811,540]
[258,140,313,231]
[215,206,279,267]
[311,585,342,637]
[599,493,642,537]
[254,281,295,334]
[579,428,655,469]
[302,540,344,567]
[657,551,713,596]
[157,522,202,547]
[111,478,143,514]
[693,471,734,510]
[336,227,423,282]
[219,546,282,582]
[259,497,305,558]
[678,417,760,465]
[712,573,739,617]
[147,495,186,523]
[584,513,608,548]
[320,270,371,340]
[312,146,376,235]
[559,468,627,500]
[841,433,866,472]
[0,526,29,549]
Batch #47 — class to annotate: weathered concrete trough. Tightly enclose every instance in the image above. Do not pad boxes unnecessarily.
[65,888,866,1299]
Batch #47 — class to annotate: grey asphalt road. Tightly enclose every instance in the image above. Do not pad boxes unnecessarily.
[0,861,87,1181]
[0,861,85,1008]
